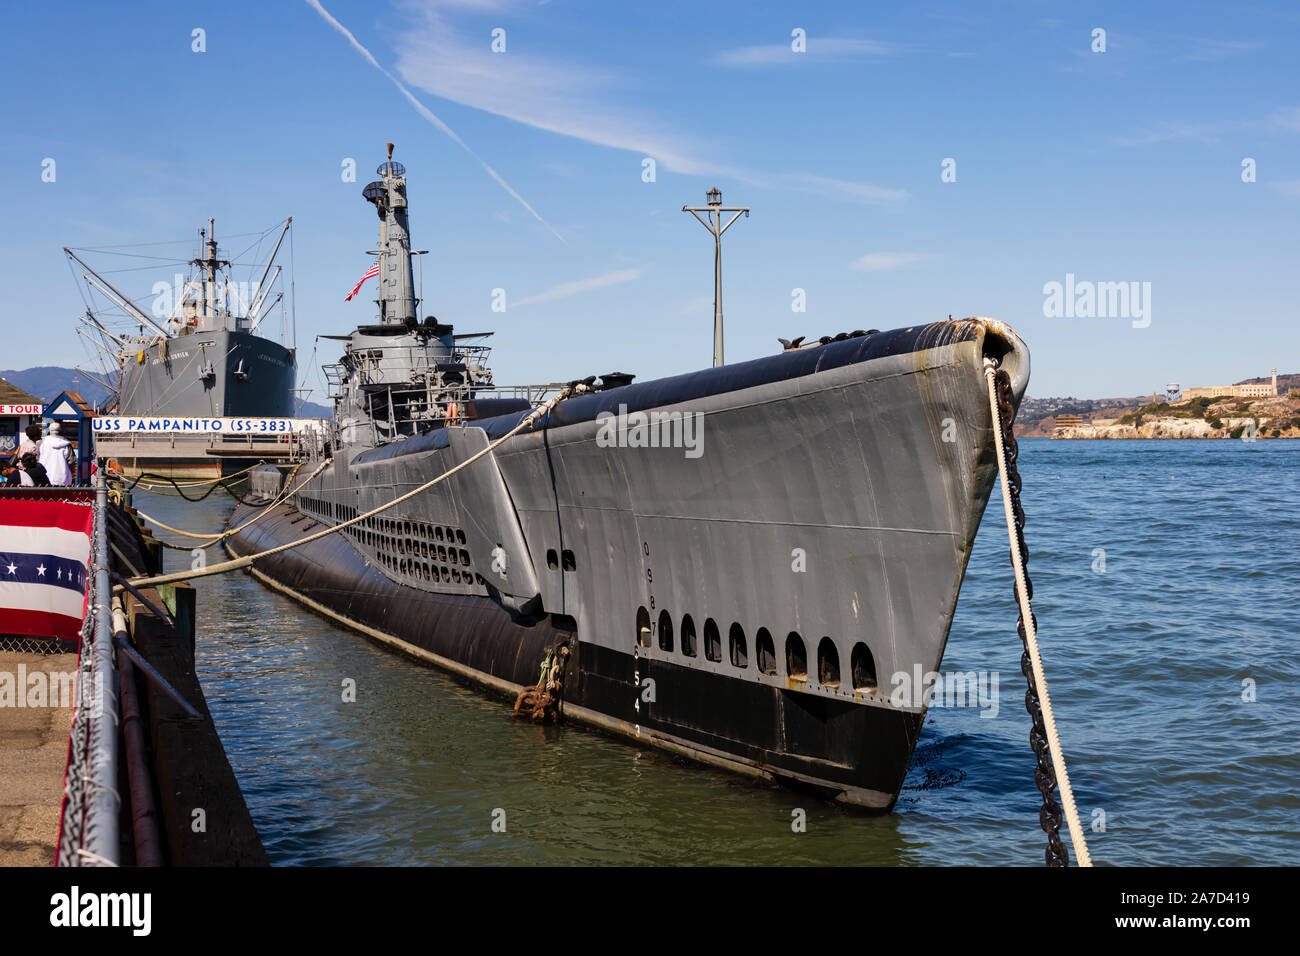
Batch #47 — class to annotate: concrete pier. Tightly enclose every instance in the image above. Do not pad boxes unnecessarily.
[0,650,77,866]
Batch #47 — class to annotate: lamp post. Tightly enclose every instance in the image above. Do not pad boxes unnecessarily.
[683,188,749,367]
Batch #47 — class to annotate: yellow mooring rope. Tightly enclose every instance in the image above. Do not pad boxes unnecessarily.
[120,385,581,592]
[984,359,1092,867]
[132,458,326,549]
[109,459,267,490]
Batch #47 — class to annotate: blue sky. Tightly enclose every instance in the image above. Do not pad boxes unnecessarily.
[0,0,1296,400]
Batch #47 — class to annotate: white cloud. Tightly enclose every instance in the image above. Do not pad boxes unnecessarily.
[304,0,565,241]
[391,2,709,173]
[515,268,646,307]
[1178,38,1265,62]
[386,2,906,204]
[786,173,908,204]
[1269,107,1300,132]
[714,37,905,67]
[1109,105,1300,151]
[850,252,929,271]
[1111,121,1222,147]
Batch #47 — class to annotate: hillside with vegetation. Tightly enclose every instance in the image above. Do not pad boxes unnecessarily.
[1018,372,1299,439]
[1058,392,1300,439]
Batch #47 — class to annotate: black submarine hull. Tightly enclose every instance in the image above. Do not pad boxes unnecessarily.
[226,502,924,809]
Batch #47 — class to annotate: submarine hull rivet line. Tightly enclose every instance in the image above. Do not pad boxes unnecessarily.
[984,357,1093,868]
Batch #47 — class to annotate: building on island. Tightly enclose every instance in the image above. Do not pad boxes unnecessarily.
[1181,369,1278,401]
[1053,414,1085,435]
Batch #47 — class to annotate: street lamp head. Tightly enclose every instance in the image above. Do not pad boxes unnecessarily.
[706,187,722,207]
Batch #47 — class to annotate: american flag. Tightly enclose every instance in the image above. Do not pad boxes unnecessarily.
[344,257,381,301]
[0,494,93,642]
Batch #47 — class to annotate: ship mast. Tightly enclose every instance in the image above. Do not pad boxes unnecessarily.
[362,142,418,325]
[193,218,232,321]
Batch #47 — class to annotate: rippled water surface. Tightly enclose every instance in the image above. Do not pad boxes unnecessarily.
[136,438,1299,865]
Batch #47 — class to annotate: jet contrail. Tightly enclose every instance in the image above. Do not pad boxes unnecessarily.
[305,0,565,243]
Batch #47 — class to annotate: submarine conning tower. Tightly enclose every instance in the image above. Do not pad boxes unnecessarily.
[325,142,515,449]
[363,141,418,326]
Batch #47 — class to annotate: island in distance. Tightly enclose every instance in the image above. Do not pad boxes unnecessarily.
[1019,371,1299,439]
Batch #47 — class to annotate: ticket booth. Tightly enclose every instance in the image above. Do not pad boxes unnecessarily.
[44,391,96,484]
[0,378,43,460]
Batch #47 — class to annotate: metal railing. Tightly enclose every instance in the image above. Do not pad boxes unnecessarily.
[54,475,121,867]
[93,427,325,463]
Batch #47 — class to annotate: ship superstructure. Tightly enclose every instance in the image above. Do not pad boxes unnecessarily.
[67,219,299,478]
[226,145,1030,811]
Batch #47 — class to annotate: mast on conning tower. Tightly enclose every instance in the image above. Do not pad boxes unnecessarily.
[361,142,418,326]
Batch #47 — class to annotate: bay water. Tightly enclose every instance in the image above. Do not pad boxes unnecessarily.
[135,438,1299,865]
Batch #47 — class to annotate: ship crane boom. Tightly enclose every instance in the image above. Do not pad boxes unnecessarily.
[246,265,282,330]
[79,309,127,349]
[65,247,173,339]
[247,218,291,319]
[252,291,284,329]
[74,324,121,364]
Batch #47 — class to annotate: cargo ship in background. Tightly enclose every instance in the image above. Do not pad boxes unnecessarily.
[66,219,301,479]
[227,145,1029,811]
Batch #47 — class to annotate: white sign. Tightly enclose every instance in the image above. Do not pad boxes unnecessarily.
[92,417,310,435]
[0,405,40,415]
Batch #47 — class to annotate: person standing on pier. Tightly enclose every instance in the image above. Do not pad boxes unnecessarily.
[18,423,41,460]
[38,422,73,486]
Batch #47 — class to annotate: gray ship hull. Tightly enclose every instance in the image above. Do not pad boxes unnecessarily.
[227,318,1028,808]
[107,330,296,479]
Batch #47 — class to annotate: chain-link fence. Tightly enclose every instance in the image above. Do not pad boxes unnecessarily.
[54,482,120,867]
[0,635,78,654]
[53,594,99,866]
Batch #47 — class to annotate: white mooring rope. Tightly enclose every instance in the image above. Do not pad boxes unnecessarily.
[118,384,581,592]
[983,360,1093,867]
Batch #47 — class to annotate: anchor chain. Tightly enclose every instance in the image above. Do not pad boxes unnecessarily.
[992,367,1070,867]
[513,642,571,722]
